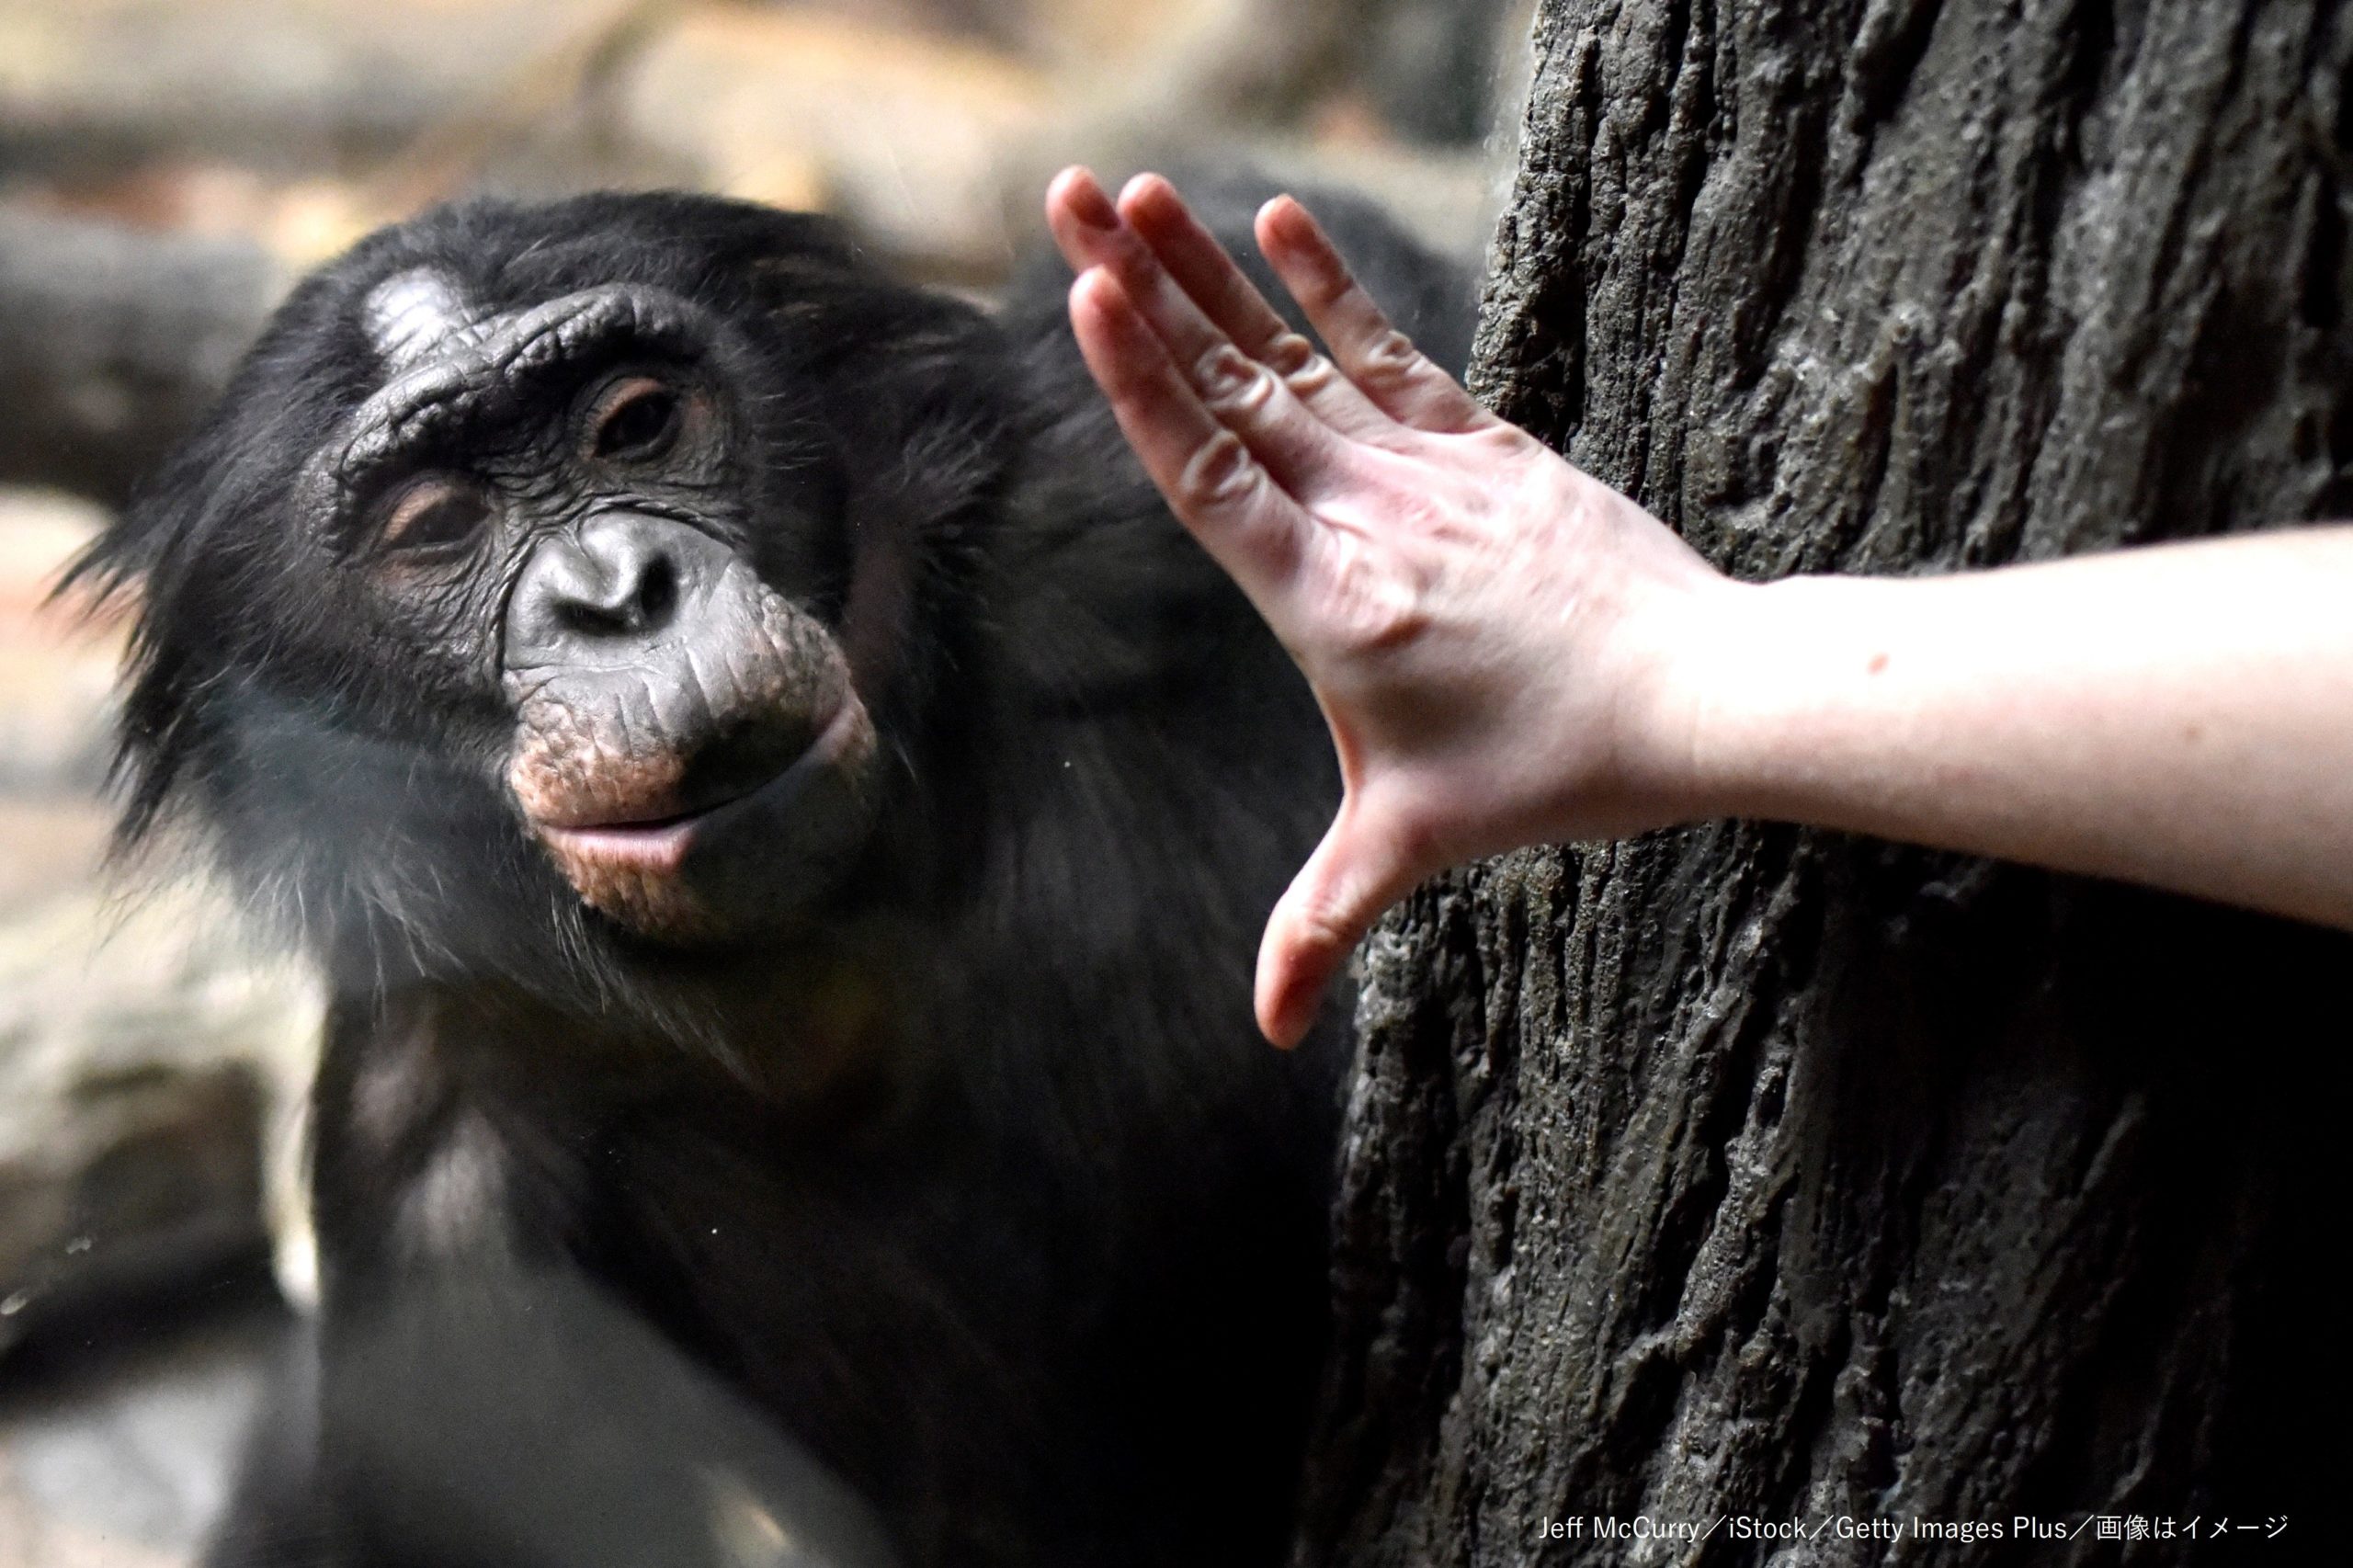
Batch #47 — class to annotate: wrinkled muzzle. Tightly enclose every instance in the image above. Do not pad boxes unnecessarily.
[502,513,878,940]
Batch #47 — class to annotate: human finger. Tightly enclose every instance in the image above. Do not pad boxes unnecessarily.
[1047,171,1363,488]
[1049,201,1364,504]
[1066,267,1310,603]
[1046,168,1249,395]
[1112,176,1390,436]
[1109,173,1298,361]
[1254,798,1424,1048]
[1255,195,1495,434]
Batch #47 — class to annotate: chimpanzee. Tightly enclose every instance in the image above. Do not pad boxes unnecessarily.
[74,184,1472,1567]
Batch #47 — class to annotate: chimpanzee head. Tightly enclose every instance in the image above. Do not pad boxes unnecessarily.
[74,193,1012,1003]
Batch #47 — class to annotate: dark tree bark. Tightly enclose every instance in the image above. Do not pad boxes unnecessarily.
[1296,4,2352,1563]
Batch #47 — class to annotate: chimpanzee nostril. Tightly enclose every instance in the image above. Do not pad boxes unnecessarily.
[635,554,677,629]
[560,549,676,638]
[504,512,731,670]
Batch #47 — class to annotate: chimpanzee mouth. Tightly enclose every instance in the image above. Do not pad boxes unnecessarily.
[530,699,868,879]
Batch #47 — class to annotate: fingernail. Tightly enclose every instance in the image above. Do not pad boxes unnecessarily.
[1067,174,1120,232]
[1262,974,1313,1050]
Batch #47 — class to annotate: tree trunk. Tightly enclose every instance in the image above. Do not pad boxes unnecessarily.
[1295,3,2351,1563]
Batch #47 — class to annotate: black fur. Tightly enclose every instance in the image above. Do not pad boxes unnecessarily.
[74,186,1472,1567]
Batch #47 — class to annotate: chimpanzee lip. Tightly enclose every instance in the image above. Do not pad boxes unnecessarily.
[531,699,862,873]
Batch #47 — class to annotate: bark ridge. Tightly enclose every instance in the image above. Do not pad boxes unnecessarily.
[1297,4,2353,1563]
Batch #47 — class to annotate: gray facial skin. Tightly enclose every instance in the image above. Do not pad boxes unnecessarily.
[335,268,883,943]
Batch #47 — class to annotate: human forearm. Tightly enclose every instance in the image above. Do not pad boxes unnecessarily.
[1673,528,2353,926]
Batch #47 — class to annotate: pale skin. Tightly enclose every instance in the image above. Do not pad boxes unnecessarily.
[1043,166,2353,1049]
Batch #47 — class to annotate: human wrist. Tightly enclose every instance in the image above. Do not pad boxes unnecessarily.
[1606,565,1772,831]
[1656,571,1862,830]
[1679,569,1956,843]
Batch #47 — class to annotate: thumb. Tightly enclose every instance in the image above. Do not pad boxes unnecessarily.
[1256,797,1425,1048]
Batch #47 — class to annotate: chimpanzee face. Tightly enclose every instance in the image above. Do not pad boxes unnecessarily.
[85,194,1008,991]
[326,265,881,941]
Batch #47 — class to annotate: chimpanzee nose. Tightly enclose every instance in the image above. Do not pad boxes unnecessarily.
[505,513,724,669]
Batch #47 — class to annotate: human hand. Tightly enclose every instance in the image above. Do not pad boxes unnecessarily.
[1044,168,1733,1047]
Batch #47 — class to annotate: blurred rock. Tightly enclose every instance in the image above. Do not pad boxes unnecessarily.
[0,1299,282,1568]
[0,803,113,915]
[0,881,320,1358]
[1024,0,1210,64]
[0,0,641,183]
[0,492,118,797]
[28,163,383,273]
[1250,137,1506,260]
[0,211,283,504]
[793,0,1040,50]
[2,0,1519,312]
[1,489,322,1354]
[0,1456,183,1568]
[616,6,1054,283]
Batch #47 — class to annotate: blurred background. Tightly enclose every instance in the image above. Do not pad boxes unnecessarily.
[0,1,1529,1562]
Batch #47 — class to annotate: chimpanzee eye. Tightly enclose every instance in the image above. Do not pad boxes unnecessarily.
[380,477,493,555]
[590,377,683,461]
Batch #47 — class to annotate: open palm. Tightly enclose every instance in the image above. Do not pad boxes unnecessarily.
[1045,168,1724,1045]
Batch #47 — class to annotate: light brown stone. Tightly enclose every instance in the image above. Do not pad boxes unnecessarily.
[616,6,1054,283]
[0,881,320,1356]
